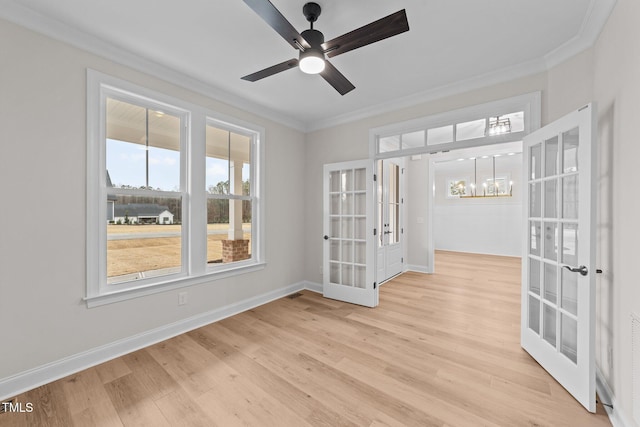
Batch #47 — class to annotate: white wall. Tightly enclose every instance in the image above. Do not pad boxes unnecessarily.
[0,18,306,383]
[540,1,640,424]
[432,150,523,257]
[591,0,640,425]
[405,155,430,271]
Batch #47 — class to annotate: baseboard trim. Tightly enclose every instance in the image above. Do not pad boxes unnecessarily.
[0,281,309,401]
[406,264,432,274]
[302,280,323,294]
[597,367,633,427]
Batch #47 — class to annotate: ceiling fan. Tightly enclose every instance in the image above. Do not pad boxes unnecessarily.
[241,0,409,95]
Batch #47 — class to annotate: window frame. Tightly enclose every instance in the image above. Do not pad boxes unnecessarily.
[370,92,541,159]
[102,89,190,289]
[86,70,265,308]
[204,118,260,272]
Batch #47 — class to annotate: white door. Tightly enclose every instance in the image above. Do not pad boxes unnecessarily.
[521,104,596,412]
[323,160,378,307]
[376,159,404,283]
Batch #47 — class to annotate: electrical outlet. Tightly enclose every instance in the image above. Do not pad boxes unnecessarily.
[178,292,188,306]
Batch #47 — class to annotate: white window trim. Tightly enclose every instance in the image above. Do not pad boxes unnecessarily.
[369,92,542,159]
[86,69,265,308]
[204,117,262,274]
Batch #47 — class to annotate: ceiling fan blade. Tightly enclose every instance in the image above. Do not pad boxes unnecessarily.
[321,9,409,58]
[320,61,355,95]
[243,0,310,50]
[241,59,299,82]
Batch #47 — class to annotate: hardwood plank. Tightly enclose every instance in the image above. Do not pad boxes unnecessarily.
[2,251,612,426]
[154,388,217,427]
[61,369,123,426]
[94,357,132,385]
[145,334,221,399]
[103,374,171,427]
[120,349,180,401]
[190,323,362,427]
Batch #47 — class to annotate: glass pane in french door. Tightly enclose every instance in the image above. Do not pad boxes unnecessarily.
[527,143,543,339]
[527,128,581,365]
[328,167,368,289]
[388,162,400,244]
[558,127,580,363]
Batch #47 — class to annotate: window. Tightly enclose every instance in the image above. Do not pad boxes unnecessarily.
[105,96,186,285]
[87,70,264,306]
[401,130,425,149]
[371,93,540,158]
[205,122,255,267]
[427,125,454,146]
[378,135,400,153]
[456,118,487,141]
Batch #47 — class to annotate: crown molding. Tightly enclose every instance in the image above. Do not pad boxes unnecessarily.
[543,0,617,69]
[0,1,307,133]
[306,0,617,133]
[307,57,548,133]
[1,0,617,134]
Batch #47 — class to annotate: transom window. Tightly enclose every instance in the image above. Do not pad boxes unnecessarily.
[372,92,540,158]
[379,111,524,153]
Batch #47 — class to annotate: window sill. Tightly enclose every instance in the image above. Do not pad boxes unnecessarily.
[85,262,266,308]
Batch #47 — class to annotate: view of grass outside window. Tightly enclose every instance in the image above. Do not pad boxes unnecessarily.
[105,97,184,284]
[206,124,252,265]
[87,71,264,304]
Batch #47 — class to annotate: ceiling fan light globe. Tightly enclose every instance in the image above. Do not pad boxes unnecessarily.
[299,50,325,74]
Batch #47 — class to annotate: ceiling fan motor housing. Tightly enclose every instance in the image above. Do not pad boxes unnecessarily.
[303,2,321,24]
[301,29,324,49]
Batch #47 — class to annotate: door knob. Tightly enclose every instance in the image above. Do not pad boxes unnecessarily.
[323,235,329,240]
[563,265,588,276]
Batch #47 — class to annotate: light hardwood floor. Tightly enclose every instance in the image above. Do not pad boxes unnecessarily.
[2,251,612,426]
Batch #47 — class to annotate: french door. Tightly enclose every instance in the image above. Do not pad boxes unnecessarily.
[521,104,596,412]
[323,160,378,307]
[376,159,404,283]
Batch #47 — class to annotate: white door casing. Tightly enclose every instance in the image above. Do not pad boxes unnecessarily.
[377,159,404,283]
[323,160,378,307]
[521,104,596,412]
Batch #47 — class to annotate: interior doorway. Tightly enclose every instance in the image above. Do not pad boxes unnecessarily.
[369,92,541,273]
[426,141,523,269]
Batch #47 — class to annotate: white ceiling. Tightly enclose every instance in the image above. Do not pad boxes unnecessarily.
[1,0,615,131]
